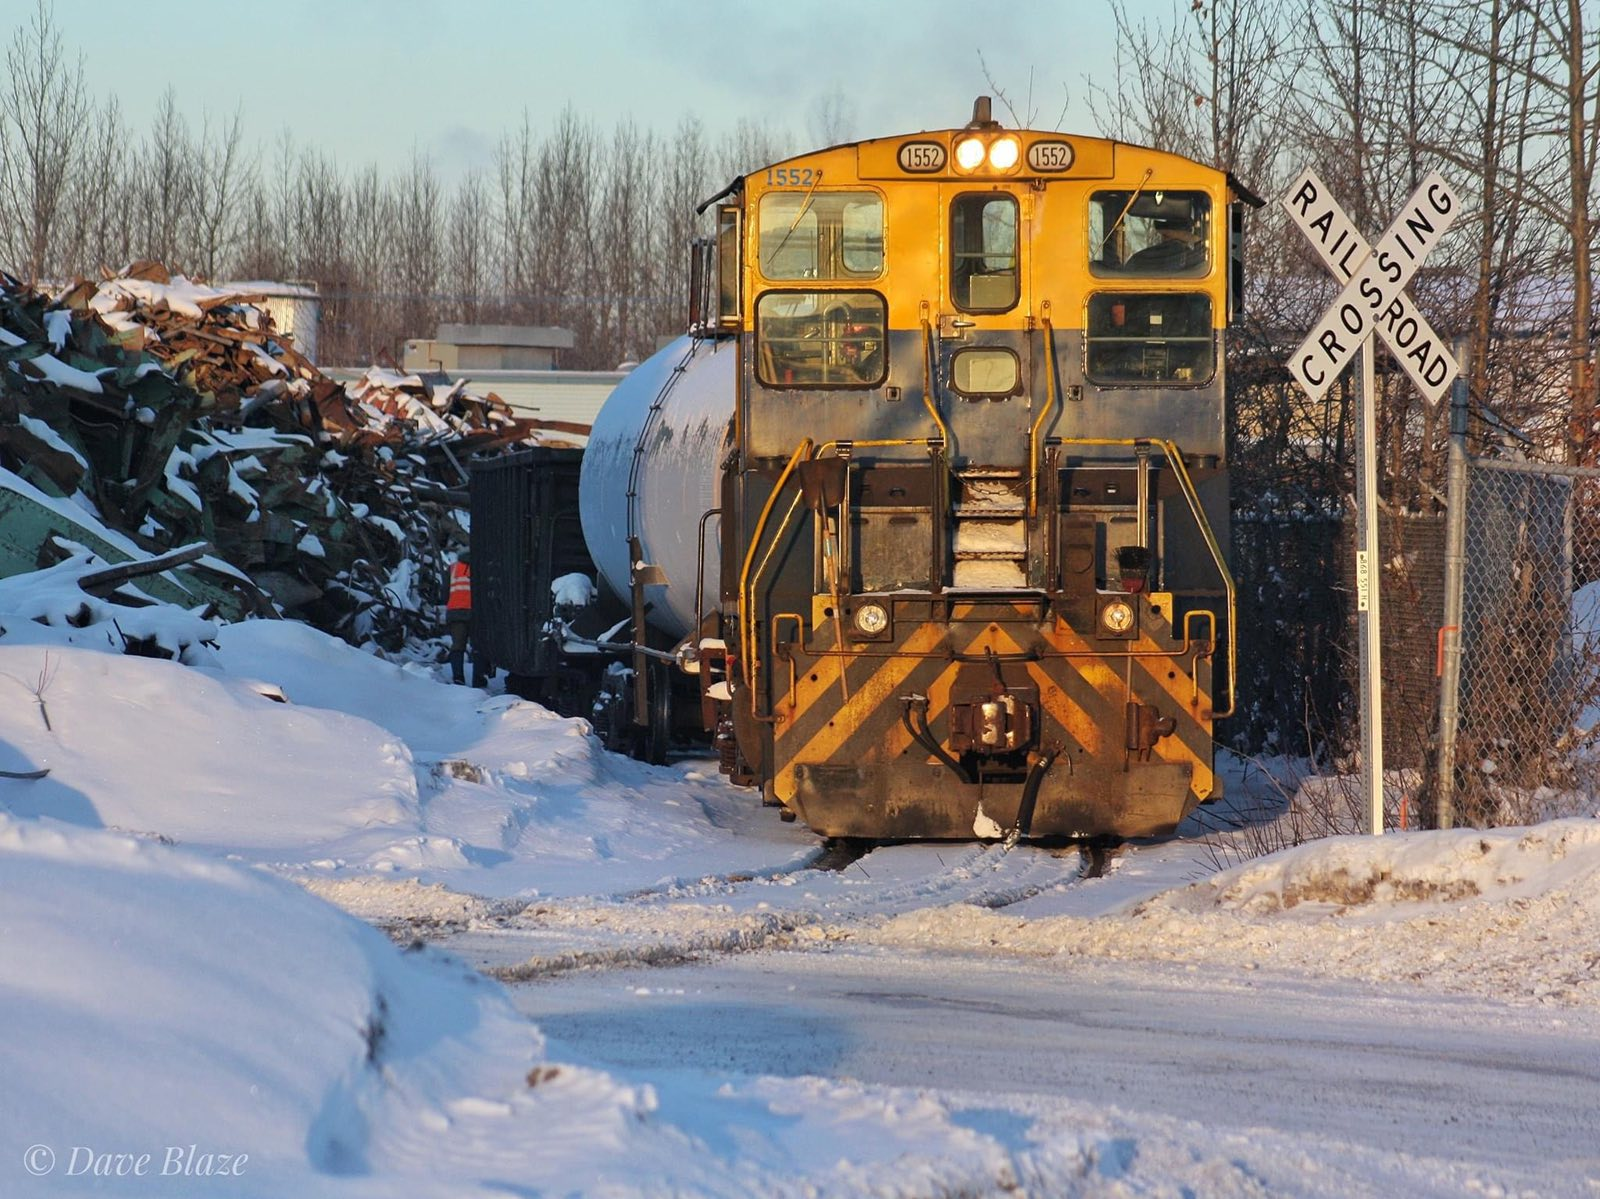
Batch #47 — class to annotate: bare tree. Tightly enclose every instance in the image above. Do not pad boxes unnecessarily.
[1520,0,1600,463]
[0,0,90,281]
[342,163,392,363]
[190,107,250,280]
[265,128,299,280]
[807,86,857,146]
[1092,3,1213,155]
[655,114,713,339]
[392,149,443,345]
[1412,0,1600,461]
[136,88,195,270]
[295,147,346,285]
[493,113,538,323]
[447,168,491,326]
[978,56,1069,130]
[714,117,792,184]
[531,107,598,347]
[61,96,130,275]
[593,120,657,364]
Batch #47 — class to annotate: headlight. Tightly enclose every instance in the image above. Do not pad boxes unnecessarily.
[954,136,986,172]
[987,136,1020,171]
[853,603,889,636]
[1100,599,1135,635]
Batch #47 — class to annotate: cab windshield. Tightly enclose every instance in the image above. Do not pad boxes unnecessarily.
[758,192,884,280]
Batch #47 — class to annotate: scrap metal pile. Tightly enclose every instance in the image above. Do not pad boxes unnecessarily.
[0,262,577,648]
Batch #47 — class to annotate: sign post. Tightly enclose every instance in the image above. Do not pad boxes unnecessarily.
[1355,340,1383,839]
[1281,169,1462,834]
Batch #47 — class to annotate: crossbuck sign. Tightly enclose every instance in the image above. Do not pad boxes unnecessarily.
[1284,169,1462,406]
[1281,167,1463,836]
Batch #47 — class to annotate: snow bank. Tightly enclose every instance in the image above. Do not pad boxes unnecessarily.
[205,618,815,897]
[0,551,218,659]
[0,641,418,854]
[212,618,510,753]
[0,583,812,900]
[863,821,1600,1006]
[0,815,666,1198]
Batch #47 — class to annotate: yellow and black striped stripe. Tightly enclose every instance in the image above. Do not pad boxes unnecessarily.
[765,593,1216,836]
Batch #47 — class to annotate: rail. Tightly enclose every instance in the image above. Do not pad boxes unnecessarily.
[919,311,952,448]
[693,506,722,639]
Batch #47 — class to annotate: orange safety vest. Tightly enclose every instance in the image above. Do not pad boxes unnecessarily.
[447,561,472,611]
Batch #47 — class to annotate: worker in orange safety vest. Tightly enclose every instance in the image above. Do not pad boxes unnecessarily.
[445,549,491,687]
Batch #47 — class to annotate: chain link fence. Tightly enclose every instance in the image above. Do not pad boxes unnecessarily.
[1436,456,1600,826]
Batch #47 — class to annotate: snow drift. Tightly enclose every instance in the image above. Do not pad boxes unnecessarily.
[0,815,665,1198]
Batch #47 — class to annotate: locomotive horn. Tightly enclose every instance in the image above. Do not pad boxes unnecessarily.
[968,96,999,129]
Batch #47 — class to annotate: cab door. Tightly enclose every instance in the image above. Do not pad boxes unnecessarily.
[938,185,1033,470]
[938,185,1036,589]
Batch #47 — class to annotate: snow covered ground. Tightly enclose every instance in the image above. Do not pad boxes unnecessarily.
[3,562,1599,1196]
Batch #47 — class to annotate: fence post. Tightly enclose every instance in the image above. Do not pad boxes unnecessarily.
[1434,344,1471,830]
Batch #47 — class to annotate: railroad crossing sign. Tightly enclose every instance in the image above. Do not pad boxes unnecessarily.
[1284,168,1462,406]
[1280,166,1463,836]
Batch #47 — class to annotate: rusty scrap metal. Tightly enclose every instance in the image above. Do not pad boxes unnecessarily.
[0,264,586,650]
[76,541,210,596]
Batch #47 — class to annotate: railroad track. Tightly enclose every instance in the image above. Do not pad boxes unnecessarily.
[431,836,1115,982]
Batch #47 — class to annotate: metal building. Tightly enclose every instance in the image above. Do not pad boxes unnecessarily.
[403,324,576,372]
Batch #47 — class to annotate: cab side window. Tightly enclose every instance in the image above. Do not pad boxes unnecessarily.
[1085,293,1215,385]
[951,194,1018,312]
[1090,190,1210,278]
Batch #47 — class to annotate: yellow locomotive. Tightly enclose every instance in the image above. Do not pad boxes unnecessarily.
[475,99,1258,841]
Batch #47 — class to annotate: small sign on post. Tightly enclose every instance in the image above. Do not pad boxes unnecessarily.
[1281,168,1462,835]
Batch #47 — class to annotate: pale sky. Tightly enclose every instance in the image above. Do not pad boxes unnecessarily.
[8,0,1177,180]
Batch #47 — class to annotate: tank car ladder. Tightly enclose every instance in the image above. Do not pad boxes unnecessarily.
[617,339,701,761]
[623,340,700,544]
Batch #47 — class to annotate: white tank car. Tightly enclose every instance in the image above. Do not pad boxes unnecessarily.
[579,335,736,641]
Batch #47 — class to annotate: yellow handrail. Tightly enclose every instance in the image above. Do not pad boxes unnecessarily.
[919,315,952,448]
[1157,439,1236,719]
[1028,311,1060,517]
[1056,437,1236,720]
[813,438,931,456]
[771,613,806,712]
[738,438,813,692]
[1183,610,1217,706]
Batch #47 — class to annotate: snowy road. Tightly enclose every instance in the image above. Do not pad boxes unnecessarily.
[509,947,1600,1184]
[423,825,1600,1195]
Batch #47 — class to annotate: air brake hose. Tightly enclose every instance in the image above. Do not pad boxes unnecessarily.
[1012,746,1061,840]
[900,696,975,785]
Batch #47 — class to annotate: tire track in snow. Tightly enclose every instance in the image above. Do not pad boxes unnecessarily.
[482,911,825,982]
[442,840,1097,980]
